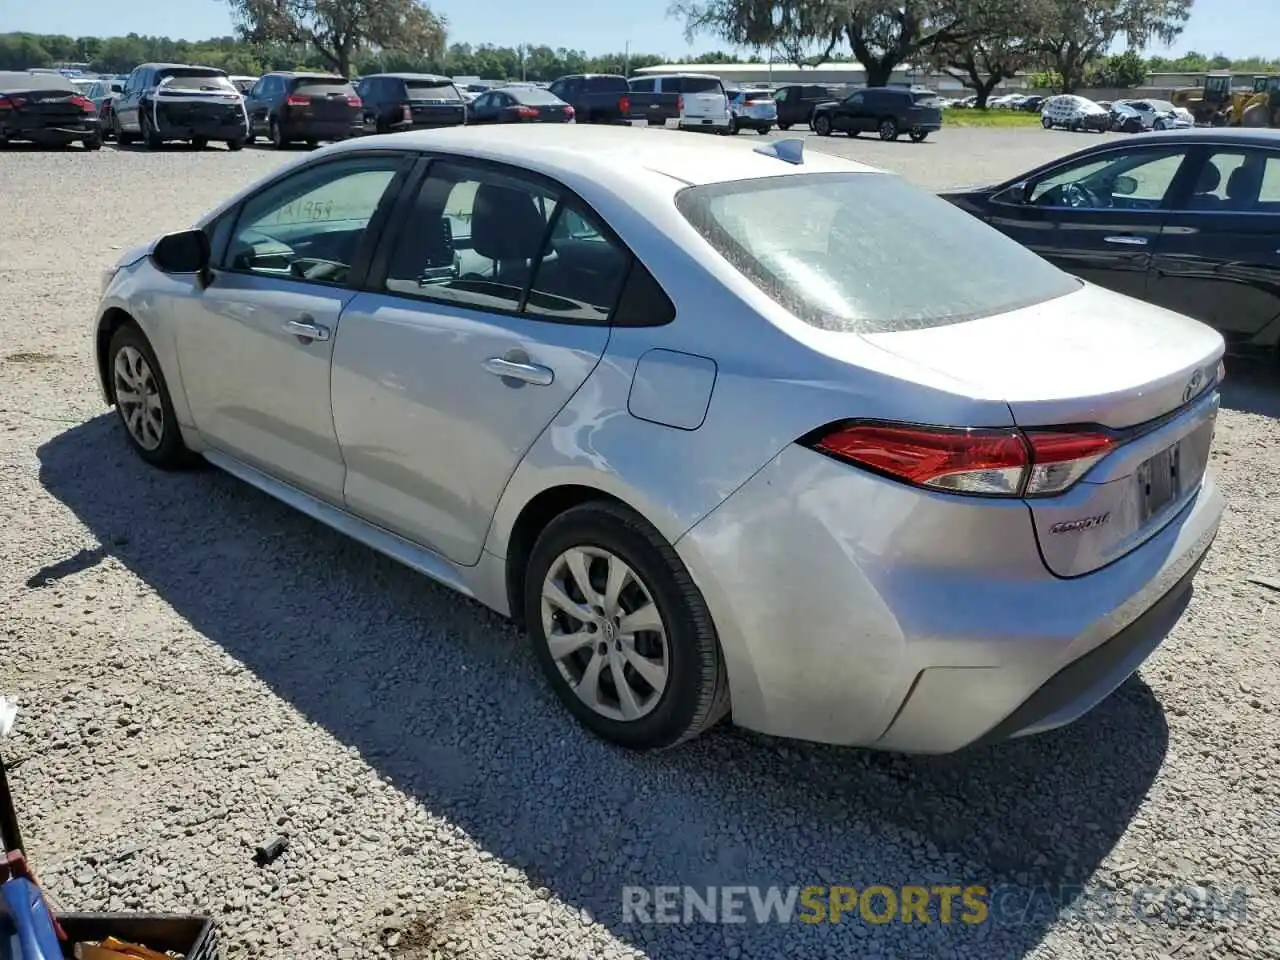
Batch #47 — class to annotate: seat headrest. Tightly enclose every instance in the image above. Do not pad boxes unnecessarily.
[1226,165,1262,203]
[1195,163,1221,193]
[470,182,548,262]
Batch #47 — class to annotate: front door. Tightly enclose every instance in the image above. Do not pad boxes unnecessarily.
[173,153,411,503]
[332,159,629,565]
[1148,145,1280,351]
[989,143,1195,300]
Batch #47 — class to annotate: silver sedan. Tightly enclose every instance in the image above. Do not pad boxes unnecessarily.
[92,125,1225,752]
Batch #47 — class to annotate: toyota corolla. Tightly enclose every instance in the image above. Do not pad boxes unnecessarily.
[91,126,1225,753]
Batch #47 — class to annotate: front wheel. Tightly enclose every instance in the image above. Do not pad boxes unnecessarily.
[878,117,899,141]
[525,502,730,750]
[728,117,739,135]
[757,125,771,135]
[1041,115,1053,129]
[909,129,928,143]
[778,122,791,131]
[107,323,192,470]
[226,138,244,151]
[813,114,832,136]
[191,137,208,150]
[83,135,102,151]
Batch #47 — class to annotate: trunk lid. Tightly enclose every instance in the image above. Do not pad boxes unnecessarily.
[292,80,356,121]
[404,80,466,125]
[864,283,1224,577]
[12,88,86,122]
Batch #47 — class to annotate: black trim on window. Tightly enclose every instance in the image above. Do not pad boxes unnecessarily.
[213,150,416,290]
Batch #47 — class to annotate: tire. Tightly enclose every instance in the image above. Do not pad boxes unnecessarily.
[909,129,928,142]
[306,138,319,148]
[878,117,899,141]
[728,117,739,135]
[269,119,288,149]
[141,110,163,150]
[524,501,730,750]
[191,137,208,150]
[1041,115,1053,129]
[225,138,243,151]
[778,122,791,131]
[83,135,102,151]
[758,125,771,135]
[107,322,192,470]
[813,113,832,136]
[114,113,135,146]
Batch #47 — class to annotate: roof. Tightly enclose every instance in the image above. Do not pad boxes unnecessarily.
[366,72,453,82]
[266,71,344,79]
[327,123,878,188]
[138,62,226,73]
[1140,128,1280,145]
[634,62,869,76]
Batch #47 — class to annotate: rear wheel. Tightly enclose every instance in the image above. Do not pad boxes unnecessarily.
[225,138,243,151]
[878,117,899,141]
[778,122,791,131]
[525,501,730,750]
[83,135,102,151]
[141,111,162,149]
[728,117,739,135]
[758,125,772,135]
[909,129,928,142]
[113,114,135,146]
[813,113,832,136]
[269,119,289,149]
[107,323,192,470]
[1041,115,1053,129]
[191,137,208,150]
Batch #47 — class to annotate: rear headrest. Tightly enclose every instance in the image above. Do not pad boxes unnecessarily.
[470,183,548,262]
[1195,162,1221,193]
[1226,164,1262,202]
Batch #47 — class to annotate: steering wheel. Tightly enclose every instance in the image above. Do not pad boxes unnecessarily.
[290,257,349,282]
[1062,182,1105,209]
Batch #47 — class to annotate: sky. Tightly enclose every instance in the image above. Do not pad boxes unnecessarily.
[5,0,1276,62]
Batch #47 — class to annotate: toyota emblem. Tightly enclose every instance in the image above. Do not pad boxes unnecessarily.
[1183,368,1204,404]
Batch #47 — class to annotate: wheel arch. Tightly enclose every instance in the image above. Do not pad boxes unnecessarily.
[95,306,137,404]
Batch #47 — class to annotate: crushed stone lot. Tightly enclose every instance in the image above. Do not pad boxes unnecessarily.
[1,127,1279,959]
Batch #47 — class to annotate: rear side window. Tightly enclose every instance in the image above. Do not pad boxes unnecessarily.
[293,78,354,97]
[404,79,461,100]
[675,172,1081,334]
[680,77,723,94]
[585,76,628,93]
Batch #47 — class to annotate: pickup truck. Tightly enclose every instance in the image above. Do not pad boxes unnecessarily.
[547,74,631,124]
[626,73,726,126]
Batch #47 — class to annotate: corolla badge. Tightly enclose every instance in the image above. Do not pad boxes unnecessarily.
[1182,368,1205,404]
[1048,513,1110,535]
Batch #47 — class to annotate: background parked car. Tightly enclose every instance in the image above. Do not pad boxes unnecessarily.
[676,75,731,134]
[356,73,466,134]
[84,77,123,138]
[812,86,941,142]
[0,69,100,149]
[727,88,776,134]
[465,85,574,124]
[1110,101,1153,133]
[244,71,362,148]
[627,73,726,126]
[939,129,1280,359]
[1018,95,1046,112]
[228,75,258,95]
[1040,94,1111,132]
[113,63,247,150]
[547,74,630,124]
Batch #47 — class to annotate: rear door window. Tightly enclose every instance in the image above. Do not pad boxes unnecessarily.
[585,76,628,94]
[679,76,723,94]
[404,79,461,101]
[293,78,355,97]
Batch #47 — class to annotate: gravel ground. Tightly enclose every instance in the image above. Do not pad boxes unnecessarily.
[1,128,1278,960]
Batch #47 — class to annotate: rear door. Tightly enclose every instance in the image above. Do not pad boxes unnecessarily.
[332,158,630,565]
[679,76,727,124]
[1148,145,1280,351]
[628,77,657,121]
[985,143,1197,300]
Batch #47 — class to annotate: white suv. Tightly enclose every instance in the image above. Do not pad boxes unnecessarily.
[676,74,731,134]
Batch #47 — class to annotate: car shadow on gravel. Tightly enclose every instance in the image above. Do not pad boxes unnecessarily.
[39,416,1170,959]
[1221,358,1280,418]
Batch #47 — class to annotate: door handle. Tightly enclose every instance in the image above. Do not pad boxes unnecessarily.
[1103,235,1148,246]
[283,318,330,342]
[483,357,555,386]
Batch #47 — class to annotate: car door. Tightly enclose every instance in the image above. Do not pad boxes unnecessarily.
[1148,145,1280,350]
[831,92,863,132]
[243,76,269,135]
[172,152,414,503]
[116,67,146,131]
[330,157,629,565]
[628,77,656,121]
[466,91,493,123]
[986,143,1195,300]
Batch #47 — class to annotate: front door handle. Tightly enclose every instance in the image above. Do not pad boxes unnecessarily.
[1103,235,1148,246]
[483,356,555,386]
[283,318,330,342]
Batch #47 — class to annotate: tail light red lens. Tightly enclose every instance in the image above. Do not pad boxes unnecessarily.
[619,95,631,115]
[401,103,413,122]
[564,105,575,118]
[285,94,309,106]
[677,95,684,113]
[515,105,539,118]
[0,95,24,110]
[803,422,1116,498]
[346,95,362,107]
[70,95,95,112]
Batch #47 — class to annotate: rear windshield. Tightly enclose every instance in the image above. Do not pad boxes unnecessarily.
[404,79,461,100]
[681,76,723,94]
[511,87,567,104]
[741,90,772,101]
[0,71,75,92]
[293,79,355,96]
[912,91,940,104]
[584,76,628,93]
[158,70,234,92]
[675,172,1080,334]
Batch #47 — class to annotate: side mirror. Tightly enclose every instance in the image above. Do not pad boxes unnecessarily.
[996,180,1031,204]
[151,228,211,276]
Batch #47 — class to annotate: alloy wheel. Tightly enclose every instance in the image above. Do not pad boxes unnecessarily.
[113,345,164,451]
[540,546,670,722]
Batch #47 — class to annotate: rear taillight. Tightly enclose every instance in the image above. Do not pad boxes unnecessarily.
[402,102,412,122]
[564,105,575,119]
[70,95,95,112]
[677,95,684,112]
[346,95,362,107]
[515,105,540,118]
[0,95,23,110]
[803,422,1116,498]
[286,94,309,106]
[619,95,631,115]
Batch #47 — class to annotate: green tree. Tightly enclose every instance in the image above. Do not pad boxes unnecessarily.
[1037,0,1193,93]
[1084,48,1149,87]
[931,0,1052,107]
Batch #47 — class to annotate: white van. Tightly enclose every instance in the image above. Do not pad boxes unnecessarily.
[676,73,731,134]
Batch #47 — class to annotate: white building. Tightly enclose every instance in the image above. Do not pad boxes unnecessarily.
[631,61,1029,92]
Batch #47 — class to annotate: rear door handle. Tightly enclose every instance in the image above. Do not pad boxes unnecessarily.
[1103,235,1148,246]
[283,318,330,342]
[483,357,555,386]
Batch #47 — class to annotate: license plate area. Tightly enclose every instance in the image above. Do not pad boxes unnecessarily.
[1137,441,1181,522]
[700,118,712,124]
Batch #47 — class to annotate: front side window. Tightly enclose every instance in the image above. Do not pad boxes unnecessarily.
[676,172,1081,334]
[226,156,404,284]
[1029,148,1190,209]
[843,93,864,108]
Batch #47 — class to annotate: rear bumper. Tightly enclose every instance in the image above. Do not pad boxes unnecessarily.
[679,116,732,131]
[1,118,97,142]
[154,115,247,141]
[281,119,362,140]
[674,444,1224,753]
